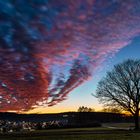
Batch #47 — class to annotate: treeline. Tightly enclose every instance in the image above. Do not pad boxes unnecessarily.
[0,112,133,123]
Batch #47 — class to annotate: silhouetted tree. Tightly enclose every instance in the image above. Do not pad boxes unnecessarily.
[101,107,121,114]
[95,59,140,130]
[78,106,94,112]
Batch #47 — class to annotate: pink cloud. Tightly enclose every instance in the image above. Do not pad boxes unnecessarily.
[0,0,140,111]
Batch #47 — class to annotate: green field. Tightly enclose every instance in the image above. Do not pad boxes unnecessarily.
[0,123,140,140]
[1,133,140,140]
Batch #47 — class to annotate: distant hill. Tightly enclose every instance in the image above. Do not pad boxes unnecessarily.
[0,112,133,123]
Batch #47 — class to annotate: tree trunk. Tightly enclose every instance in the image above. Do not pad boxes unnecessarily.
[134,110,139,130]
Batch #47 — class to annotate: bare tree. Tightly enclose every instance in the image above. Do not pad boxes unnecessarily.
[101,107,121,114]
[95,59,140,130]
[78,106,95,112]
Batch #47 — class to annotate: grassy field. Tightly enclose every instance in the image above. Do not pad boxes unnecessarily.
[0,123,140,140]
[1,133,140,140]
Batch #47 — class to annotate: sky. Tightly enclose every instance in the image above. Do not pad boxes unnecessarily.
[28,38,140,113]
[0,0,140,113]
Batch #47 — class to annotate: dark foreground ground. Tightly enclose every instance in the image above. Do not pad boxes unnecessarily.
[1,129,140,140]
[0,123,140,140]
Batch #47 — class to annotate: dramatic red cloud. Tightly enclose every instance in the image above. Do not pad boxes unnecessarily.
[0,0,140,112]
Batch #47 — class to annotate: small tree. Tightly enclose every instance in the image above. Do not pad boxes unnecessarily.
[78,106,94,112]
[102,107,121,114]
[95,59,140,130]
